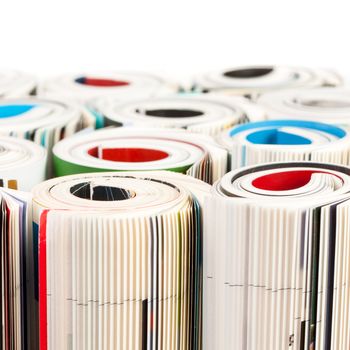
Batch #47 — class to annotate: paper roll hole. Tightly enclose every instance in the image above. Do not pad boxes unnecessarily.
[75,77,130,87]
[223,67,273,79]
[0,104,36,118]
[70,182,133,201]
[140,108,204,118]
[88,147,169,162]
[246,129,311,145]
[252,170,335,191]
[296,98,350,108]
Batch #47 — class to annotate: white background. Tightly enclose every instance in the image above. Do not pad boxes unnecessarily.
[1,0,350,83]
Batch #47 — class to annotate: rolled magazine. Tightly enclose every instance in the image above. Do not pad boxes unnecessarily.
[32,171,209,350]
[53,127,228,184]
[39,72,178,103]
[218,120,350,170]
[0,71,36,97]
[193,65,342,99]
[258,88,350,126]
[0,137,46,190]
[89,94,264,134]
[204,162,350,350]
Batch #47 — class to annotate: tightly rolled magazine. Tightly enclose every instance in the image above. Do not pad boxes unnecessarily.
[89,94,264,134]
[32,171,210,350]
[0,189,34,349]
[0,97,94,154]
[39,72,178,102]
[258,88,350,126]
[193,65,342,99]
[0,137,46,190]
[204,162,350,350]
[53,127,228,184]
[0,71,36,97]
[218,120,350,169]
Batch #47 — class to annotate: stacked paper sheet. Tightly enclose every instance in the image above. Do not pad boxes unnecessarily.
[53,127,228,184]
[0,137,46,190]
[0,71,36,97]
[32,171,209,350]
[89,94,264,135]
[204,162,350,350]
[258,88,350,126]
[38,72,178,103]
[193,65,342,99]
[218,120,350,169]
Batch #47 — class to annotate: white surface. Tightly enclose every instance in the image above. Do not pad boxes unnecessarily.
[1,0,349,84]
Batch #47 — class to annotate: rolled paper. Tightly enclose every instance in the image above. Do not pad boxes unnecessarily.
[218,119,350,169]
[32,171,210,350]
[89,94,264,134]
[38,71,178,103]
[204,162,350,350]
[0,70,36,97]
[0,97,94,158]
[193,65,342,99]
[258,88,350,126]
[0,188,34,349]
[0,137,46,190]
[53,127,228,184]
